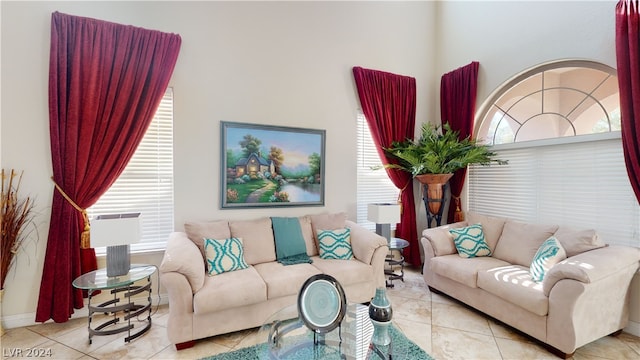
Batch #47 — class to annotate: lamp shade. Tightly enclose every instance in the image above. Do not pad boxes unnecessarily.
[367,203,401,224]
[90,213,141,248]
[90,213,140,277]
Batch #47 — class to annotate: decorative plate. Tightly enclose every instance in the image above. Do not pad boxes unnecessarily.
[297,274,347,334]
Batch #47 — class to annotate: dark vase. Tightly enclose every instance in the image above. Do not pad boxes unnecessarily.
[369,287,392,346]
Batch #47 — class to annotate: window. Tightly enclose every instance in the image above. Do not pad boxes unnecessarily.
[356,111,400,230]
[477,60,620,145]
[88,87,174,251]
[470,60,639,248]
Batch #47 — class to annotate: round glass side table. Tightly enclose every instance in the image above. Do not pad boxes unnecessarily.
[385,238,409,288]
[72,264,156,344]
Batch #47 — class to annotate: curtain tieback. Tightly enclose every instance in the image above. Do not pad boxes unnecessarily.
[51,177,91,249]
[397,179,413,216]
[451,195,465,222]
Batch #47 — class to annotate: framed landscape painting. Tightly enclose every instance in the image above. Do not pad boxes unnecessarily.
[220,121,326,208]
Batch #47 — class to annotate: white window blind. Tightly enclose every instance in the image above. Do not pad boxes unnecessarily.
[468,133,640,248]
[88,87,174,250]
[356,111,400,230]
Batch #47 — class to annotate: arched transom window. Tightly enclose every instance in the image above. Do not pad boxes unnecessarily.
[477,60,619,145]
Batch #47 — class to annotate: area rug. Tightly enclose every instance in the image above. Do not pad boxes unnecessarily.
[199,324,434,360]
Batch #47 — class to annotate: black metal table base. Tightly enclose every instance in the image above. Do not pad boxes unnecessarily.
[385,255,405,288]
[86,277,152,344]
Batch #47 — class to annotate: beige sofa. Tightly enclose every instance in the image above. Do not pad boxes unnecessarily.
[421,212,640,358]
[159,213,388,349]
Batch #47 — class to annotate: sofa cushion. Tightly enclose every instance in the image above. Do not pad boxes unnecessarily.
[310,212,347,244]
[430,255,511,288]
[466,212,507,252]
[253,262,321,299]
[530,236,566,282]
[204,237,249,276]
[310,257,374,287]
[193,266,266,314]
[318,228,353,260]
[553,228,605,257]
[299,215,318,256]
[449,224,492,258]
[492,220,559,267]
[184,220,230,267]
[229,217,276,265]
[477,265,548,316]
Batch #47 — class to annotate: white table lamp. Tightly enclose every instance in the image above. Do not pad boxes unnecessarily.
[90,213,140,277]
[367,203,401,243]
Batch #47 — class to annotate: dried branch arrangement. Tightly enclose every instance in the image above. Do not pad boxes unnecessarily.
[1,169,36,290]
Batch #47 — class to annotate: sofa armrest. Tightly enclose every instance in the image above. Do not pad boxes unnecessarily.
[346,220,389,289]
[421,221,467,256]
[545,246,640,353]
[160,232,205,293]
[346,220,388,265]
[160,271,195,344]
[543,245,640,296]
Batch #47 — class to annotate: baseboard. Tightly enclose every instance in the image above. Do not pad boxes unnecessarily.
[1,293,169,330]
[624,320,640,337]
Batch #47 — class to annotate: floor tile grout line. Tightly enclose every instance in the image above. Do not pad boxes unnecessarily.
[26,326,95,358]
[486,317,506,360]
[146,344,173,360]
[613,338,640,359]
[430,287,435,359]
[20,327,92,360]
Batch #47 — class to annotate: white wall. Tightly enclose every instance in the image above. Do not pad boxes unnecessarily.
[435,1,616,110]
[0,1,435,322]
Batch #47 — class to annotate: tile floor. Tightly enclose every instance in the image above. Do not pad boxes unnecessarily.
[2,267,639,359]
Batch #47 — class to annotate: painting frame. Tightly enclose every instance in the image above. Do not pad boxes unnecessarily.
[220,121,326,209]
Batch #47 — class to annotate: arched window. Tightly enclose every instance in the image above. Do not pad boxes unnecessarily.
[477,60,619,144]
[469,60,638,248]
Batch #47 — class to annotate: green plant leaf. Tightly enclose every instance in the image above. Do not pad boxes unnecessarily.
[383,122,507,176]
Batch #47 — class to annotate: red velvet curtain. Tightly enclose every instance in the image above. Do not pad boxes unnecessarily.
[440,62,480,223]
[35,12,181,323]
[352,67,420,266]
[616,1,640,204]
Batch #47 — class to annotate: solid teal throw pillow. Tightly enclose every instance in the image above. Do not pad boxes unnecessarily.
[272,217,312,265]
[449,224,492,258]
[530,236,566,282]
[204,237,249,276]
[318,228,353,260]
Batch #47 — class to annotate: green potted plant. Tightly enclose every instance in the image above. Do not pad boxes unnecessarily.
[384,123,506,220]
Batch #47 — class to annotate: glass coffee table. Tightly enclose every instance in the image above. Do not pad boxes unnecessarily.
[257,303,402,359]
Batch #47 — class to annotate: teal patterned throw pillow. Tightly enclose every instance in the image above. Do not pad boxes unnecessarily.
[204,237,249,276]
[318,228,354,260]
[530,236,566,282]
[449,224,492,258]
